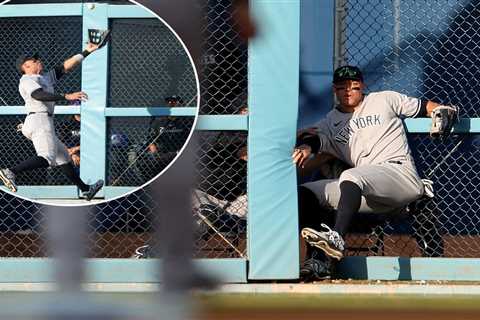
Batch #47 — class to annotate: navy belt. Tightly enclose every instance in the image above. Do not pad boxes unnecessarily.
[28,112,52,117]
[387,160,403,165]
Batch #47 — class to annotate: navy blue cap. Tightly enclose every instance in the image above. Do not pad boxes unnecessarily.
[333,65,363,83]
[165,95,183,104]
[16,53,40,73]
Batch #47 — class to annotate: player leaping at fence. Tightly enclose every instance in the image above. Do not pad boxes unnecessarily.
[0,31,110,201]
[293,65,458,281]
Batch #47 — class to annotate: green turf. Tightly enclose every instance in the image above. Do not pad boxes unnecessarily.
[1,292,479,312]
[196,293,480,311]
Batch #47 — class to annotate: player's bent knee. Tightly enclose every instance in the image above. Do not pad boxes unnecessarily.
[338,170,363,189]
[399,183,424,208]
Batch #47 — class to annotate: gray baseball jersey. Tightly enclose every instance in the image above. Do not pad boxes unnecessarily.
[18,70,69,166]
[314,90,422,167]
[19,70,57,114]
[303,91,426,214]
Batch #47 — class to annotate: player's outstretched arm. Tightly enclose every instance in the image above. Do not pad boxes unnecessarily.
[63,43,99,73]
[425,101,440,117]
[29,90,88,102]
[65,91,88,102]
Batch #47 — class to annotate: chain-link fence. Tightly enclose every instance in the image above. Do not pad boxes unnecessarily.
[193,131,248,258]
[0,16,82,106]
[7,0,480,263]
[200,0,248,115]
[106,117,194,187]
[337,0,480,257]
[0,5,197,189]
[0,1,247,259]
[0,115,80,185]
[0,192,42,257]
[108,18,197,108]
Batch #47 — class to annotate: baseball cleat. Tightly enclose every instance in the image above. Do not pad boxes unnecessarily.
[300,248,332,282]
[82,179,104,201]
[0,169,17,193]
[301,224,345,260]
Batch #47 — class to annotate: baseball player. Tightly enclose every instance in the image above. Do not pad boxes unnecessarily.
[0,43,104,201]
[294,65,457,280]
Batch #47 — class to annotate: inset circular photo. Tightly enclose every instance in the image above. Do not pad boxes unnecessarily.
[0,0,199,205]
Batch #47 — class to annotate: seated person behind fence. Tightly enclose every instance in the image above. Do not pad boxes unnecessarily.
[194,106,248,236]
[0,48,103,201]
[293,65,454,281]
[134,96,191,180]
[194,135,247,236]
[146,95,185,157]
[133,106,248,258]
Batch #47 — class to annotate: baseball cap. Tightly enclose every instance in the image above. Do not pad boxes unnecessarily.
[165,95,183,104]
[333,65,363,83]
[16,52,40,73]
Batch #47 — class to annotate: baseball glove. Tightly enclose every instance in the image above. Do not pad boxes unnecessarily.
[88,29,111,48]
[430,105,458,139]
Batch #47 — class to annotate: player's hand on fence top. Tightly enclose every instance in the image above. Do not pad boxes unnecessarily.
[430,105,459,139]
[65,92,88,102]
[85,42,100,53]
[292,144,312,168]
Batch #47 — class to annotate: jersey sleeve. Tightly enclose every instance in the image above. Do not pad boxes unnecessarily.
[19,78,42,98]
[54,65,66,81]
[46,69,58,85]
[313,119,334,153]
[385,90,422,118]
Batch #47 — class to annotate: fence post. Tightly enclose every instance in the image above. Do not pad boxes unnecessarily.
[248,0,301,280]
[80,3,109,188]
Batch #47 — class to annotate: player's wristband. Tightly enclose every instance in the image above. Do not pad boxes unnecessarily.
[72,54,85,64]
[81,50,92,58]
[416,99,428,117]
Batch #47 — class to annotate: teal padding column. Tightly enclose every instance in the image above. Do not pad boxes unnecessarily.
[80,3,109,190]
[248,0,300,279]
